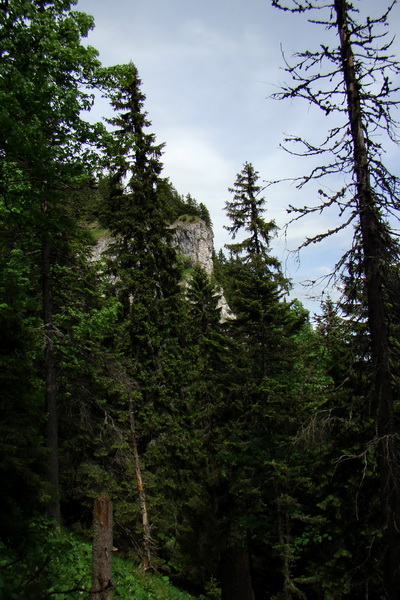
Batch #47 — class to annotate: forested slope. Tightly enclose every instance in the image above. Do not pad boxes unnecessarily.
[1,2,400,599]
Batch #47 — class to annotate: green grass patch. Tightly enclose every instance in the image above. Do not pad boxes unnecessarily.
[85,221,111,243]
[176,214,202,224]
[0,521,196,600]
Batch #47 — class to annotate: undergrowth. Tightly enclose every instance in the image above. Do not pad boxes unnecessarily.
[0,518,196,600]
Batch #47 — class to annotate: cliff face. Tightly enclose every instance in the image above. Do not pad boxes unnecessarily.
[171,218,214,276]
[172,218,232,321]
[94,217,232,319]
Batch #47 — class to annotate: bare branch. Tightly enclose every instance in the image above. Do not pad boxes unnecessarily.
[46,580,113,597]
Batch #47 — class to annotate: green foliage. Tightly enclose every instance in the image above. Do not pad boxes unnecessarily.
[224,162,279,265]
[113,563,196,600]
[0,241,45,537]
[0,0,102,188]
[199,577,221,600]
[3,1,397,598]
[210,163,337,598]
[177,195,212,226]
[0,0,110,528]
[0,519,92,600]
[152,181,212,226]
[0,520,196,600]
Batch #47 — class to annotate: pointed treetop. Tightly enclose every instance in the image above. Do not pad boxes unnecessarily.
[224,162,279,265]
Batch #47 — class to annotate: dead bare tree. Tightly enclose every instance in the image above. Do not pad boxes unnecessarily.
[128,392,153,571]
[271,1,400,597]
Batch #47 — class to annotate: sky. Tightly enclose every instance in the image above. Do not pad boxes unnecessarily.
[75,0,400,315]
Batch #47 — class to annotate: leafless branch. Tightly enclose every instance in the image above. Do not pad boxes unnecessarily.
[46,580,113,597]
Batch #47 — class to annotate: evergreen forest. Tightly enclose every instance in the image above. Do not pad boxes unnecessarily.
[2,1,400,599]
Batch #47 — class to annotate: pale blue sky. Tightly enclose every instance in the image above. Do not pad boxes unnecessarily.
[75,0,400,314]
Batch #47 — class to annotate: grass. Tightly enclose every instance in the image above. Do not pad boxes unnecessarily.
[0,522,196,600]
[175,214,202,224]
[85,221,111,243]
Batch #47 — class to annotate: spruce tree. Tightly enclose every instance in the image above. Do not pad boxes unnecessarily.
[225,162,280,264]
[217,164,299,599]
[103,63,181,329]
[100,63,187,564]
[0,0,103,525]
[144,265,233,588]
[223,162,290,375]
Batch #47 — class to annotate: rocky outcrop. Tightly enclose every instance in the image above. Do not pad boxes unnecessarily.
[93,217,233,320]
[171,218,214,276]
[172,218,233,321]
[91,233,111,263]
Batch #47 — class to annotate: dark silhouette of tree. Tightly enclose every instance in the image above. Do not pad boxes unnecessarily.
[217,164,313,600]
[0,0,102,525]
[101,62,186,567]
[271,1,400,596]
[225,162,280,265]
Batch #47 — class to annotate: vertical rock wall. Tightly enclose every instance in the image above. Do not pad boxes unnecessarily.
[94,217,233,320]
[171,218,214,276]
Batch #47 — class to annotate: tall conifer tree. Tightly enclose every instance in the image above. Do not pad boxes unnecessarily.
[0,0,102,524]
[103,63,182,340]
[224,162,290,375]
[220,163,313,599]
[101,63,186,563]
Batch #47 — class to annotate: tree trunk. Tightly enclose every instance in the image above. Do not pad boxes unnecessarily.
[334,1,400,596]
[42,238,60,526]
[128,392,152,570]
[277,497,293,600]
[219,547,255,600]
[91,495,113,600]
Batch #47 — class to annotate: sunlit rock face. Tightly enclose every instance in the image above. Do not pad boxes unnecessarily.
[91,234,111,263]
[171,218,233,321]
[171,218,214,276]
[93,217,233,320]
[94,218,214,275]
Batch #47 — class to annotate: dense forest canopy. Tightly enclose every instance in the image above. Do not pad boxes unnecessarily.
[1,1,400,599]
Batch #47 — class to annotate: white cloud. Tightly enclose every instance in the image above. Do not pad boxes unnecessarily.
[161,126,233,194]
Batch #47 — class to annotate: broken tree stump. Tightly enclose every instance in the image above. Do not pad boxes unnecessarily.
[91,494,113,600]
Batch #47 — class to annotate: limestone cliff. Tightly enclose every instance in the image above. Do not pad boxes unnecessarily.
[171,218,232,321]
[171,217,214,276]
[93,217,232,320]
